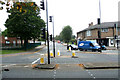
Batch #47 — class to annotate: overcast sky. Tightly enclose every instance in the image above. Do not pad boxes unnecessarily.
[0,0,120,36]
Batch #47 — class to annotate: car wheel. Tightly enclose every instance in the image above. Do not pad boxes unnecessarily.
[98,49,102,52]
[79,48,83,51]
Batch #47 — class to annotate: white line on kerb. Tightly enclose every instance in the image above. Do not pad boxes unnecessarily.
[32,58,40,64]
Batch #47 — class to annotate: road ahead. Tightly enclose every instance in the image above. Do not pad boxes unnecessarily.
[1,42,119,80]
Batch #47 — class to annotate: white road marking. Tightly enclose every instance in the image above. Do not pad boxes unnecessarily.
[93,77,96,79]
[86,70,88,71]
[91,74,93,76]
[54,72,56,74]
[88,72,91,74]
[2,65,8,67]
[24,66,29,67]
[32,58,40,64]
[10,64,16,66]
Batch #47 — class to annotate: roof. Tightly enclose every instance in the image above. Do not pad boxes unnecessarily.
[77,21,120,34]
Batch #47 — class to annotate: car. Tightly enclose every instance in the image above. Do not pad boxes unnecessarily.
[61,42,63,44]
[63,43,67,46]
[57,40,61,43]
[78,41,101,52]
[101,45,106,50]
[67,44,78,50]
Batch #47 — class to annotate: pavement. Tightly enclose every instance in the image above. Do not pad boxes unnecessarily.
[106,46,118,50]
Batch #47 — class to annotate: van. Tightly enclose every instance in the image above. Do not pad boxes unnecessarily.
[78,41,101,52]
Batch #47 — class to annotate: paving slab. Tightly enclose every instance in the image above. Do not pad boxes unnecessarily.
[83,62,120,69]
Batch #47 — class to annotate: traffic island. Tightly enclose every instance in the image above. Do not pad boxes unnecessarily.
[71,56,78,58]
[82,63,120,69]
[33,64,57,69]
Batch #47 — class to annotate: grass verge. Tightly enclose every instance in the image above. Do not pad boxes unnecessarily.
[1,50,26,54]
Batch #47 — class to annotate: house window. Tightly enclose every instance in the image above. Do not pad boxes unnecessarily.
[5,40,10,44]
[86,30,91,36]
[5,36,8,40]
[101,28,108,32]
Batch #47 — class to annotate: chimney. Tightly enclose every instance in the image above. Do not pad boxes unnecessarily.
[89,23,91,26]
[91,22,93,26]
[89,22,93,27]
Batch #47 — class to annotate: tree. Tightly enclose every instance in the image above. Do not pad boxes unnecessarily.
[61,25,72,45]
[4,2,46,47]
[2,29,8,36]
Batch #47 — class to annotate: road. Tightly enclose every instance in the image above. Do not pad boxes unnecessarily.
[1,42,119,80]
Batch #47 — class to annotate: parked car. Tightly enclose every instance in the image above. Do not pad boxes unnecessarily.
[78,41,101,52]
[57,40,61,43]
[67,44,78,50]
[101,45,106,50]
[61,42,63,44]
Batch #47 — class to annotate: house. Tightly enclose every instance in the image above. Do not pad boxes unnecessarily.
[77,21,120,47]
[1,36,21,47]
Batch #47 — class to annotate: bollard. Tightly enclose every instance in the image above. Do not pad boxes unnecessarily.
[57,50,60,56]
[69,47,71,51]
[40,54,45,64]
[50,50,54,58]
[72,50,75,57]
[72,51,78,58]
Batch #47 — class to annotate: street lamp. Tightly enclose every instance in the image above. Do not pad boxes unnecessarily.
[97,0,102,52]
[114,23,119,49]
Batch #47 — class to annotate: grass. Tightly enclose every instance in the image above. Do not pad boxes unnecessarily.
[1,50,26,54]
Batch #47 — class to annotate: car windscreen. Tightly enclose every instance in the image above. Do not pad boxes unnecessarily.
[92,42,99,46]
[71,45,77,47]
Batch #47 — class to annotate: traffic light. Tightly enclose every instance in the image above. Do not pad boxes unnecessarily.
[40,0,45,10]
[49,16,52,22]
[97,18,100,25]
[41,28,46,39]
[50,34,52,41]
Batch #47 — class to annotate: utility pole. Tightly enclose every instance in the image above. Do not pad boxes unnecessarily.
[52,16,55,57]
[49,16,55,57]
[115,23,119,49]
[40,0,50,64]
[46,0,50,64]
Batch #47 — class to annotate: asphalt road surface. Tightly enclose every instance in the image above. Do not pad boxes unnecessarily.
[1,42,119,80]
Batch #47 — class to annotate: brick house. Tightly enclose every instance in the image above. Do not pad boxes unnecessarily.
[1,36,21,47]
[77,21,120,47]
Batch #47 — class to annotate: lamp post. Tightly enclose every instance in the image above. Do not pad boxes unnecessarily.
[97,0,102,52]
[114,23,119,49]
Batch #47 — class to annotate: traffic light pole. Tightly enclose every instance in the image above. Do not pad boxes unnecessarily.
[52,16,55,57]
[115,23,119,49]
[46,0,50,64]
